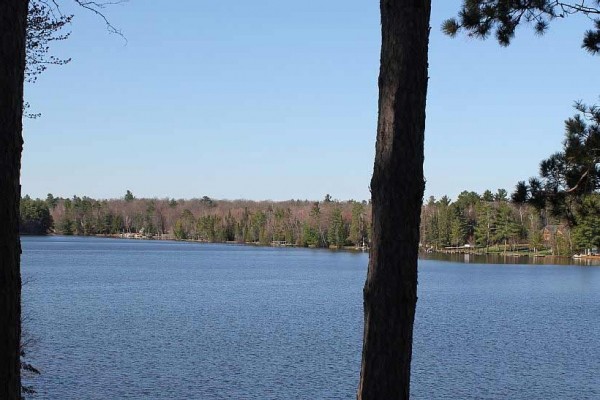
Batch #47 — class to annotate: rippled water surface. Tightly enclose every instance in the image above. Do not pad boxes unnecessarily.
[22,236,600,399]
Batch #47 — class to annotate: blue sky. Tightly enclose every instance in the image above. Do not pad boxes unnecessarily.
[22,1,599,201]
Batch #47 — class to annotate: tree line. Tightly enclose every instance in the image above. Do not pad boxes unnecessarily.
[21,174,600,257]
[21,193,372,249]
[421,190,569,254]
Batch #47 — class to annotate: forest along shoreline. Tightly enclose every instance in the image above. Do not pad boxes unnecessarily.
[19,189,600,262]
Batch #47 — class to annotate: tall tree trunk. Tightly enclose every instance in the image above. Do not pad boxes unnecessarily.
[0,1,28,399]
[358,1,430,399]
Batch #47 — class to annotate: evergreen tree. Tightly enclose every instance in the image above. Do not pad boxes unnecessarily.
[250,211,268,244]
[493,202,521,252]
[58,218,74,235]
[173,219,187,240]
[424,200,440,249]
[482,190,494,202]
[200,195,215,207]
[511,181,529,204]
[449,205,468,247]
[420,197,435,249]
[348,202,366,247]
[124,190,135,202]
[510,104,600,225]
[272,208,286,241]
[20,196,53,234]
[433,196,452,248]
[111,214,124,234]
[197,215,217,242]
[328,206,346,248]
[310,202,326,247]
[572,194,600,251]
[543,104,600,190]
[528,177,547,211]
[494,188,508,202]
[238,207,251,242]
[443,1,600,53]
[45,193,58,209]
[223,211,236,242]
[454,190,480,242]
[475,202,495,250]
[301,223,319,247]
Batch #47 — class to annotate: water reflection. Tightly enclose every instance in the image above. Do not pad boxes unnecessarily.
[420,251,600,266]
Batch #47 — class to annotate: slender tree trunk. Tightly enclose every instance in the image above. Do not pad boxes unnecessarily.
[0,1,28,398]
[357,1,430,399]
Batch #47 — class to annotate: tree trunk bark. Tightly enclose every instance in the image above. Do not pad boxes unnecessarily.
[357,1,430,399]
[0,1,28,399]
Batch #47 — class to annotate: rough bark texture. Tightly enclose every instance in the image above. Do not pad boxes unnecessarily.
[0,1,28,399]
[357,1,431,399]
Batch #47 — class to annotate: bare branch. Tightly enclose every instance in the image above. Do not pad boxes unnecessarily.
[73,0,127,40]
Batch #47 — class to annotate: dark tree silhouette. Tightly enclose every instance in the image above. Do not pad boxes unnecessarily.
[0,2,29,398]
[358,1,431,398]
[511,181,530,204]
[443,1,600,53]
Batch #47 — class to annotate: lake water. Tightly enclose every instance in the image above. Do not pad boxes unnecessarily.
[21,236,600,399]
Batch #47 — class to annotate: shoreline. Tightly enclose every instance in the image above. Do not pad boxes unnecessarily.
[28,234,600,263]
[41,232,371,253]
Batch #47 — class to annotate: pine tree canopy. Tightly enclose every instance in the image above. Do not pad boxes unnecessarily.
[443,1,600,54]
[510,103,600,223]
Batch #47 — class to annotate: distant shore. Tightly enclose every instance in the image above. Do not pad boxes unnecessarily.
[44,232,371,253]
[31,233,600,264]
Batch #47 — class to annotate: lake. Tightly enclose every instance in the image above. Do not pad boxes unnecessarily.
[21,236,600,399]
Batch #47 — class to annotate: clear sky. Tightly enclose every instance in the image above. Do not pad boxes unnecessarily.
[22,1,599,202]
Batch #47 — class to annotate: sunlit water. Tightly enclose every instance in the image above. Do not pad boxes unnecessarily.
[21,236,600,399]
